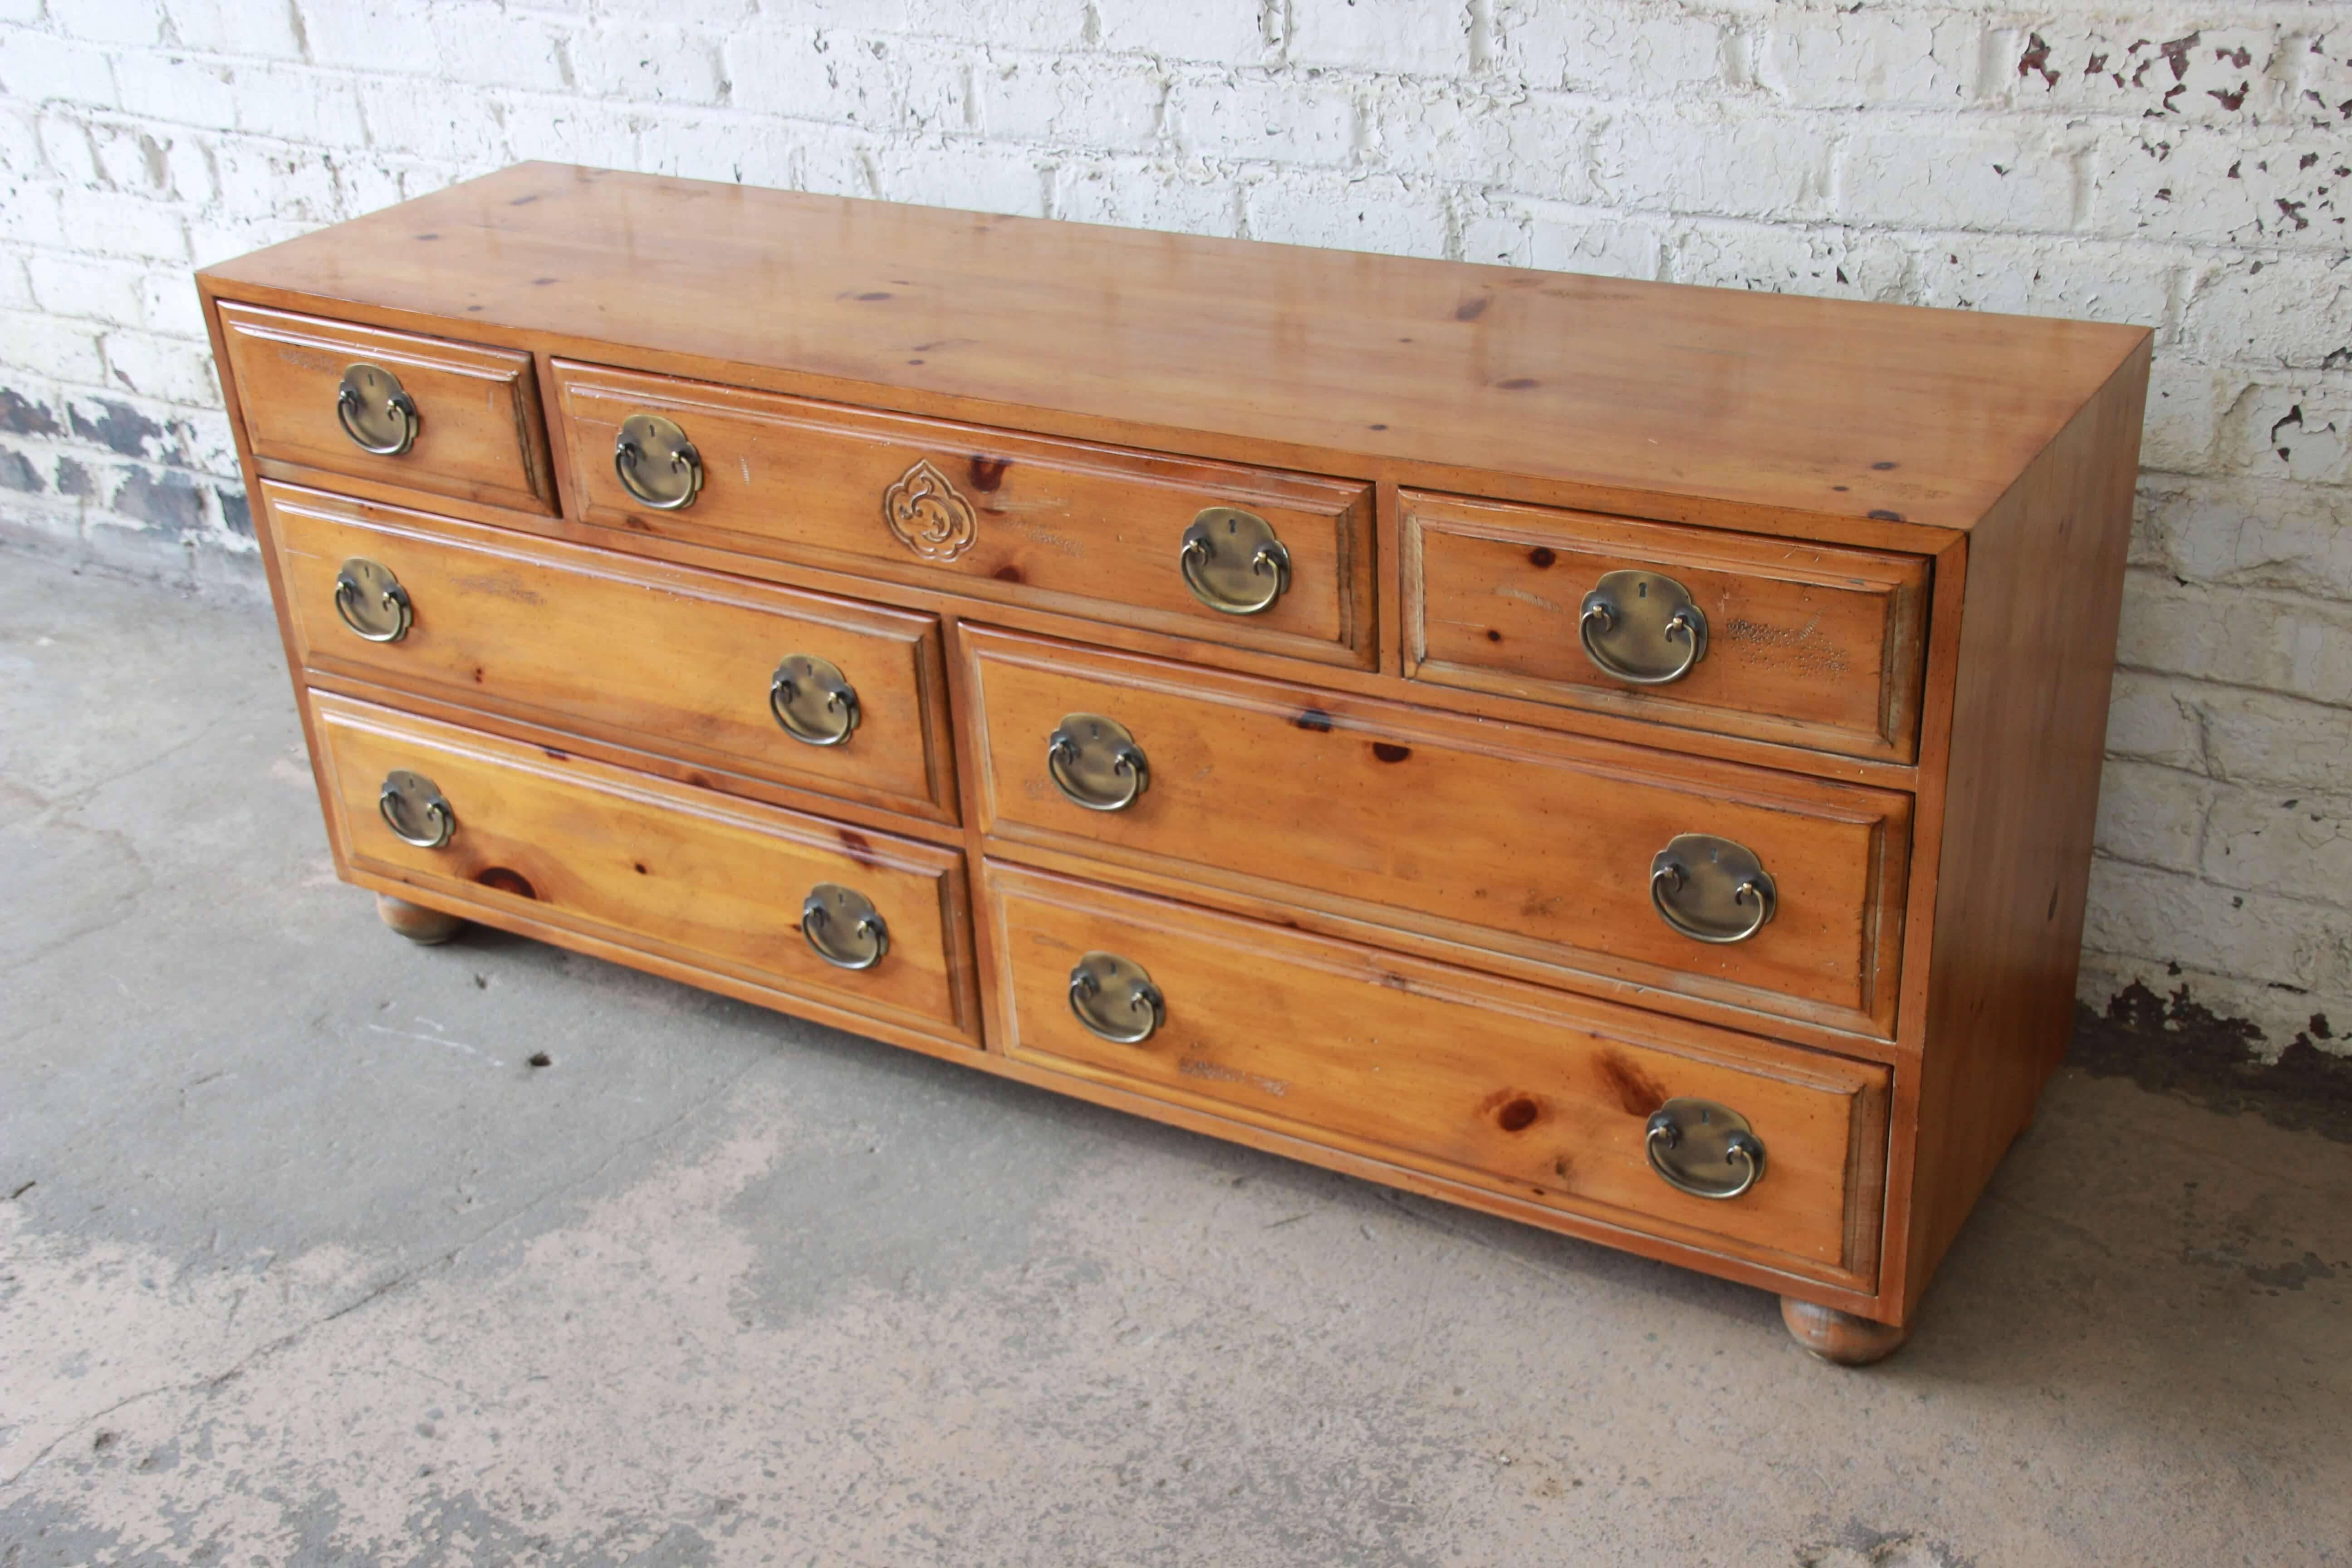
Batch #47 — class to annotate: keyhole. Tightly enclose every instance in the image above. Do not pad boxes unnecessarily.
[1638,581,1649,598]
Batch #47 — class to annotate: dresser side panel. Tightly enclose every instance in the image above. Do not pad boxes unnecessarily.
[1903,335,2153,1314]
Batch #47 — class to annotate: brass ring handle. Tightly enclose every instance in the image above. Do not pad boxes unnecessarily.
[377,769,454,849]
[769,654,860,747]
[1645,1100,1766,1200]
[1648,834,1776,945]
[332,558,412,643]
[613,412,703,511]
[1046,714,1149,813]
[1178,507,1291,616]
[1067,952,1165,1044]
[801,883,889,970]
[335,363,418,456]
[1577,569,1708,686]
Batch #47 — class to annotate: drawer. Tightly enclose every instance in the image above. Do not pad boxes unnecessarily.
[964,627,1910,1037]
[309,694,973,1039]
[217,303,555,514]
[1402,491,1931,762]
[265,482,957,823]
[549,360,1375,667]
[985,862,1890,1285]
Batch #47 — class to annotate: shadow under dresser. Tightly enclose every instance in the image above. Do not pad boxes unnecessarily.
[199,162,2151,1365]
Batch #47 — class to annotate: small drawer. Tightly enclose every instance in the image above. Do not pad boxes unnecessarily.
[549,360,1375,667]
[1402,491,1931,762]
[265,482,956,823]
[309,694,973,1039]
[216,303,555,514]
[964,627,1911,1038]
[985,862,1890,1286]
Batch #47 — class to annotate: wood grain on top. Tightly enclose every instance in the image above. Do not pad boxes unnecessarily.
[199,161,2150,533]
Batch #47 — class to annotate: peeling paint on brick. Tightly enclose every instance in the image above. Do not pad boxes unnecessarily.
[110,468,205,534]
[0,447,45,493]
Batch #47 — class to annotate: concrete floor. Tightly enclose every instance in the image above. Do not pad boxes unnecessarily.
[2,540,2348,1568]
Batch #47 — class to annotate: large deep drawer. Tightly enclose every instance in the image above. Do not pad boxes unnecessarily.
[963,627,1911,1038]
[985,862,1891,1287]
[309,694,975,1041]
[266,482,957,823]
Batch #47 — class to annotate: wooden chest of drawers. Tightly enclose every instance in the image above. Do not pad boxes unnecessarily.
[200,162,2150,1364]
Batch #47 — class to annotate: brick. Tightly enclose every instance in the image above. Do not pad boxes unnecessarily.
[1288,0,1470,78]
[2180,252,2352,368]
[573,25,728,105]
[894,0,1091,53]
[2103,668,2205,771]
[2204,784,2352,901]
[1753,12,1976,109]
[1523,201,1662,280]
[160,0,307,58]
[630,109,804,191]
[1988,22,2293,126]
[2092,759,2211,871]
[1838,121,2081,233]
[435,2,573,93]
[111,52,239,130]
[1054,156,1240,237]
[102,330,218,406]
[0,309,107,386]
[1667,220,1911,302]
[1454,196,1529,266]
[231,65,368,143]
[0,105,38,178]
[1372,82,1596,201]
[354,77,510,165]
[0,30,119,108]
[0,250,30,311]
[2087,122,2345,251]
[296,0,438,71]
[2081,855,2352,995]
[2137,474,2352,602]
[90,120,216,203]
[1911,234,2173,328]
[35,111,104,186]
[1096,0,1270,67]
[1243,168,1449,259]
[497,98,640,170]
[2192,686,2352,790]
[2214,373,2352,487]
[867,136,1050,218]
[57,186,189,261]
[54,0,167,46]
[1171,70,1353,168]
[24,250,147,323]
[208,135,342,224]
[2138,357,2226,472]
[730,29,903,125]
[1490,0,1723,93]
[1599,104,1832,221]
[980,53,1161,152]
[2117,572,2352,706]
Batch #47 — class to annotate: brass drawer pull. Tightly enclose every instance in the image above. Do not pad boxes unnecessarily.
[1578,568,1707,685]
[333,557,412,642]
[1649,833,1775,944]
[1179,506,1291,616]
[801,882,889,970]
[614,412,703,510]
[1645,1098,1765,1200]
[769,654,860,746]
[1046,713,1149,812]
[1068,951,1165,1044]
[335,363,418,456]
[378,769,455,848]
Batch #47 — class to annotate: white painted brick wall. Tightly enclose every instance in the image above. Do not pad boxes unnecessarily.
[2,0,2347,1055]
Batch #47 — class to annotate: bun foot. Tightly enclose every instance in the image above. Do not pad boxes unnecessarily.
[376,893,467,946]
[1780,1296,1910,1366]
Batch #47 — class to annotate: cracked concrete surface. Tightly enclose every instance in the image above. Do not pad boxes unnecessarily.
[3,542,2349,1566]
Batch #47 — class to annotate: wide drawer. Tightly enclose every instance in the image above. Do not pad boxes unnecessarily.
[549,360,1376,666]
[1402,491,1931,762]
[985,862,1890,1285]
[309,694,973,1039]
[964,627,1910,1037]
[265,482,957,823]
[217,303,554,514]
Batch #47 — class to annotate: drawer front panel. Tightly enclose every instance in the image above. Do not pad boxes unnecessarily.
[965,627,1910,1036]
[987,863,1889,1283]
[218,303,554,514]
[1403,491,1931,761]
[266,483,956,822]
[310,694,971,1037]
[550,360,1375,666]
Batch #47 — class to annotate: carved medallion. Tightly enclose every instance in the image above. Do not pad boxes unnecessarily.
[881,458,979,562]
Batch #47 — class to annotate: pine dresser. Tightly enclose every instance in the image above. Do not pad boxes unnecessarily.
[198,162,2150,1364]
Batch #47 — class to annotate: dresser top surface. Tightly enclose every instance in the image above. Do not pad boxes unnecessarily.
[202,162,2148,534]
